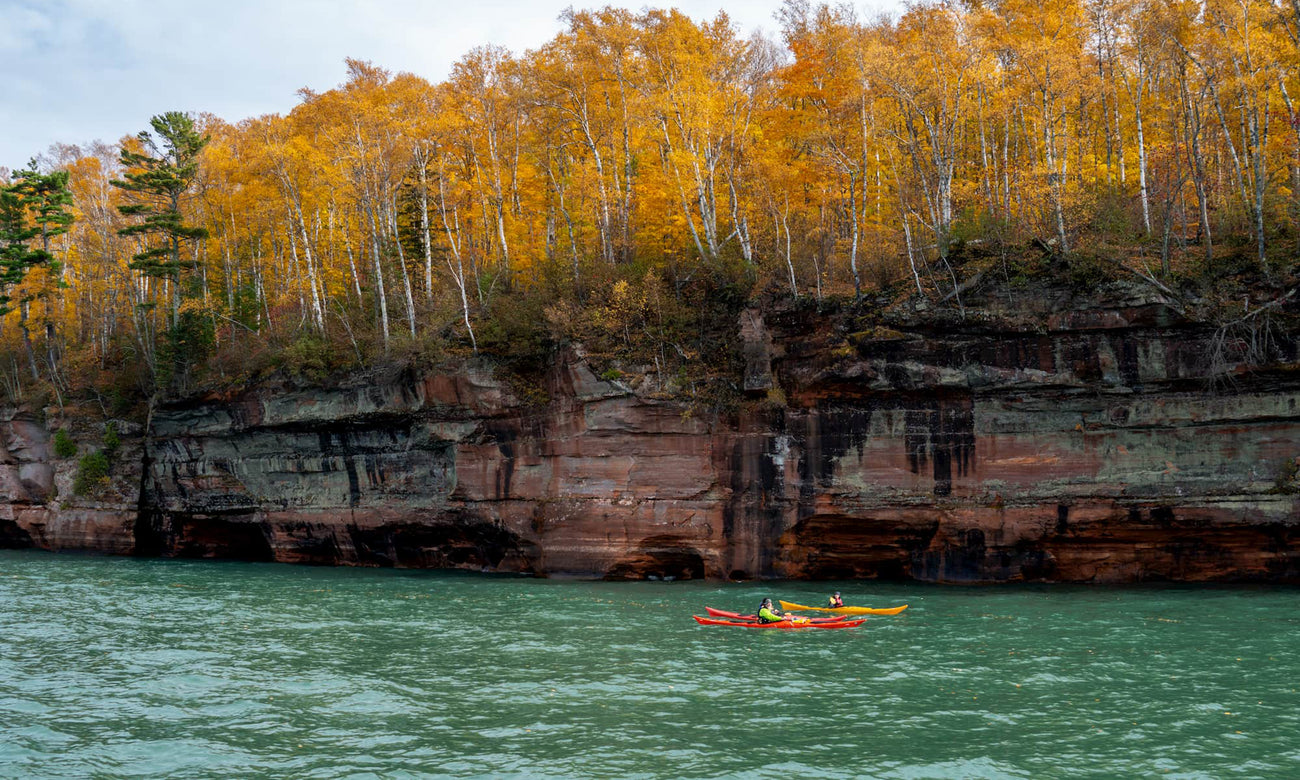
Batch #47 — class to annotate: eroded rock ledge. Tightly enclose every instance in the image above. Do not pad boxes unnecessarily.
[3,285,1298,582]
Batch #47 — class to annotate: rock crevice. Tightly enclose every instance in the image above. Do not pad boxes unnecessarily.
[2,293,1298,582]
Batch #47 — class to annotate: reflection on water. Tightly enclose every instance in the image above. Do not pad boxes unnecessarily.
[1,550,1297,778]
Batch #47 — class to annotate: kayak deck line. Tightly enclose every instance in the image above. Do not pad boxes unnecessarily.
[692,615,867,629]
[779,600,909,616]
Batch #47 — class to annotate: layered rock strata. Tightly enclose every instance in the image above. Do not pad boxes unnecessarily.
[3,287,1298,582]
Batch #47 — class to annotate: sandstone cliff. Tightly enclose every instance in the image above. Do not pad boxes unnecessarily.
[3,283,1298,582]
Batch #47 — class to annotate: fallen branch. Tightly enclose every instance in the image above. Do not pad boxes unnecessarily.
[1225,287,1297,326]
[940,268,984,307]
[1110,259,1184,307]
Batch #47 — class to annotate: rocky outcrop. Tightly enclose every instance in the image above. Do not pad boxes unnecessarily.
[3,283,1299,582]
[0,410,141,555]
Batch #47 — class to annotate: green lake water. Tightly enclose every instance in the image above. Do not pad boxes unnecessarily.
[1,550,1298,779]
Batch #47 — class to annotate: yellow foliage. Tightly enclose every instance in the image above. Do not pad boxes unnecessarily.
[11,0,1299,387]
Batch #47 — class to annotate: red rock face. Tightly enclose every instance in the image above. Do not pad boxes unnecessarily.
[0,410,140,554]
[3,293,1299,582]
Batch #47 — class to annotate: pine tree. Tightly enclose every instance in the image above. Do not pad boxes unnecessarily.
[12,163,74,257]
[11,163,76,380]
[0,186,39,315]
[111,112,212,389]
[112,112,210,284]
[0,165,72,380]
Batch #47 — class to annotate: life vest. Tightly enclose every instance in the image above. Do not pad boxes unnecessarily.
[828,596,844,608]
[757,605,783,623]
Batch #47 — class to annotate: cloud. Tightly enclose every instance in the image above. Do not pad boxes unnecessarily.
[0,0,831,164]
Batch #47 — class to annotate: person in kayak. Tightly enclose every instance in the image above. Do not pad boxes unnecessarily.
[757,598,787,623]
[828,592,844,608]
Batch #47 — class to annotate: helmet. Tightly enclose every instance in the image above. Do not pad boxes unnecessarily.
[833,592,841,597]
[761,598,773,606]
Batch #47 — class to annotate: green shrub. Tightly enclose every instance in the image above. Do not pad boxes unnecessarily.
[73,451,110,497]
[281,334,331,383]
[102,423,120,461]
[159,308,216,390]
[1087,188,1135,240]
[52,429,77,458]
[1271,457,1300,495]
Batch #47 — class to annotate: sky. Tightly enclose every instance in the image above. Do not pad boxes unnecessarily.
[0,0,897,166]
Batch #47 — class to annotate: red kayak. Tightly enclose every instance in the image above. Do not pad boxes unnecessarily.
[705,607,853,624]
[693,615,867,629]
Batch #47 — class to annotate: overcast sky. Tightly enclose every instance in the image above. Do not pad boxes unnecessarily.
[0,0,896,166]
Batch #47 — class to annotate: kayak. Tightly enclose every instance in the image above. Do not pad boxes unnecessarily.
[693,615,867,629]
[780,600,909,616]
[704,607,851,623]
[704,607,852,624]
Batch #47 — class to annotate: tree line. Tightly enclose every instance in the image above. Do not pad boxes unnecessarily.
[4,0,1299,406]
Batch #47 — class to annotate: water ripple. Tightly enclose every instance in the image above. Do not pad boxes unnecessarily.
[1,553,1298,778]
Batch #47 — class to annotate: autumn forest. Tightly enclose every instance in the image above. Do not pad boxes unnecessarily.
[3,0,1299,411]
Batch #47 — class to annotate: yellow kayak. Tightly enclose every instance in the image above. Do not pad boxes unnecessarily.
[780,600,909,616]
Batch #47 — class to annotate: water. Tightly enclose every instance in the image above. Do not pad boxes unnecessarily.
[1,551,1297,779]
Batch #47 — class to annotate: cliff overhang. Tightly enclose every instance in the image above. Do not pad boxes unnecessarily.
[4,283,1298,582]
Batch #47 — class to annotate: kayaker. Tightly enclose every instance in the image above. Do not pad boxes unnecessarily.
[828,592,844,608]
[756,598,787,624]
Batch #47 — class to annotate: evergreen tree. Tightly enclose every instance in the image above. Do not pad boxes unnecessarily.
[11,163,76,380]
[0,167,70,380]
[0,186,40,315]
[12,162,74,257]
[112,112,209,282]
[111,112,212,389]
